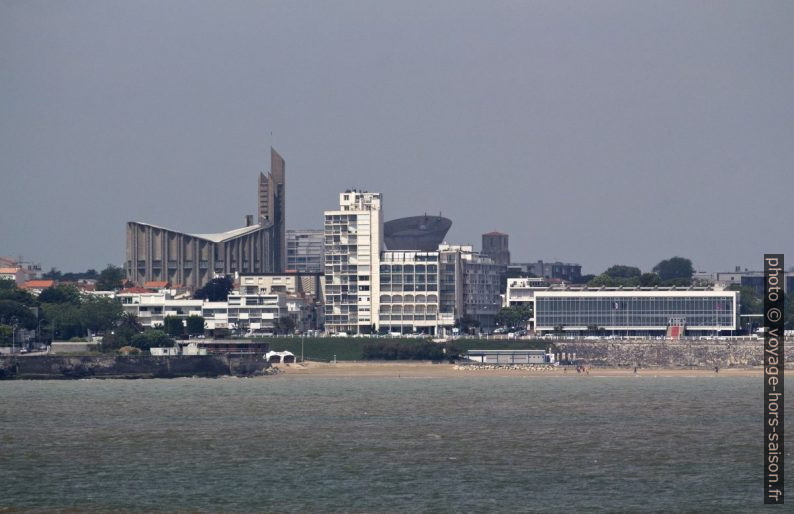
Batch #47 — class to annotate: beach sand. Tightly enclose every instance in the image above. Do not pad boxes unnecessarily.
[272,361,763,378]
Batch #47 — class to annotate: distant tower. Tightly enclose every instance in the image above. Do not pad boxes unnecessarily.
[481,231,510,267]
[258,148,286,271]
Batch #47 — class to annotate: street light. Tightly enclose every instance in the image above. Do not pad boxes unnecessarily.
[10,316,18,355]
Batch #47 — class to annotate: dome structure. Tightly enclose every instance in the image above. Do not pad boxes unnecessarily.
[383,215,452,251]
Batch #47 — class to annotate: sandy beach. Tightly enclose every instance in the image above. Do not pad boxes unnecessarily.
[272,361,764,378]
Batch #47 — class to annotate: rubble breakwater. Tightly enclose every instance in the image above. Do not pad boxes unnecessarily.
[0,354,275,380]
[555,339,790,368]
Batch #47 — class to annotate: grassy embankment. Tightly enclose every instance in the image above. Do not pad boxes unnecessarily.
[260,337,553,362]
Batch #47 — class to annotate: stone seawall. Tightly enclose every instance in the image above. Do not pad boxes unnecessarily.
[555,339,790,368]
[0,355,274,380]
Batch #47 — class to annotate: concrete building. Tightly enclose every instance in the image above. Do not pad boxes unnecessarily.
[714,269,794,298]
[438,244,502,330]
[226,292,287,334]
[258,148,287,271]
[481,231,510,267]
[323,191,383,334]
[117,290,208,328]
[504,277,551,307]
[126,148,286,290]
[383,215,452,251]
[286,229,324,273]
[533,286,738,336]
[239,272,323,299]
[377,250,452,335]
[508,261,582,282]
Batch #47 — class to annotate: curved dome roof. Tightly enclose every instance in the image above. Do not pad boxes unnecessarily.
[383,215,452,251]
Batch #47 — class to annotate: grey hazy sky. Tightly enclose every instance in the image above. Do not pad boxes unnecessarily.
[1,0,792,275]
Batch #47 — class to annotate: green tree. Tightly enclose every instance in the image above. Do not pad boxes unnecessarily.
[186,315,205,336]
[130,330,174,351]
[0,300,38,330]
[0,281,37,306]
[727,285,762,315]
[276,316,296,335]
[588,273,617,287]
[496,305,532,329]
[38,285,82,305]
[119,312,143,333]
[639,272,662,287]
[81,296,123,334]
[106,312,144,349]
[573,274,596,284]
[604,265,642,280]
[653,257,694,285]
[194,276,234,302]
[96,265,125,291]
[0,324,13,345]
[41,302,83,339]
[43,267,63,280]
[163,315,184,338]
[455,315,480,334]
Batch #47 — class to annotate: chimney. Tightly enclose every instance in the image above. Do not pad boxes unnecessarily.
[245,214,254,227]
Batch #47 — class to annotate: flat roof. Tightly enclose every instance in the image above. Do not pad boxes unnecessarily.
[535,289,736,297]
[467,349,546,354]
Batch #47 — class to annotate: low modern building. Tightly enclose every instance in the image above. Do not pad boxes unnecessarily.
[533,287,739,336]
[713,269,794,298]
[176,339,270,356]
[504,277,550,307]
[465,349,553,365]
[226,292,286,334]
[118,290,206,328]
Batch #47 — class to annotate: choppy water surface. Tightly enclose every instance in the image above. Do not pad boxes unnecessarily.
[0,375,781,512]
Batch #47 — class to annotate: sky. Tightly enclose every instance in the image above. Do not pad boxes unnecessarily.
[1,0,792,275]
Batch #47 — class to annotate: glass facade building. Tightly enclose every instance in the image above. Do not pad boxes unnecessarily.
[287,229,324,273]
[535,290,738,333]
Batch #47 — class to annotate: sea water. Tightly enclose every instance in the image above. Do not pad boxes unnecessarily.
[0,375,783,512]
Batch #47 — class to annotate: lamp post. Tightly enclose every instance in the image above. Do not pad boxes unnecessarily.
[11,316,18,355]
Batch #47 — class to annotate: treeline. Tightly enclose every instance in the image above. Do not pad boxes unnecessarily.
[584,257,696,288]
[43,264,126,291]
[0,281,122,343]
[362,340,458,361]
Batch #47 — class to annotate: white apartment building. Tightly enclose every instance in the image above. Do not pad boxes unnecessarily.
[118,291,205,328]
[377,251,453,335]
[324,191,383,334]
[226,292,286,333]
[118,290,287,333]
[504,277,550,307]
